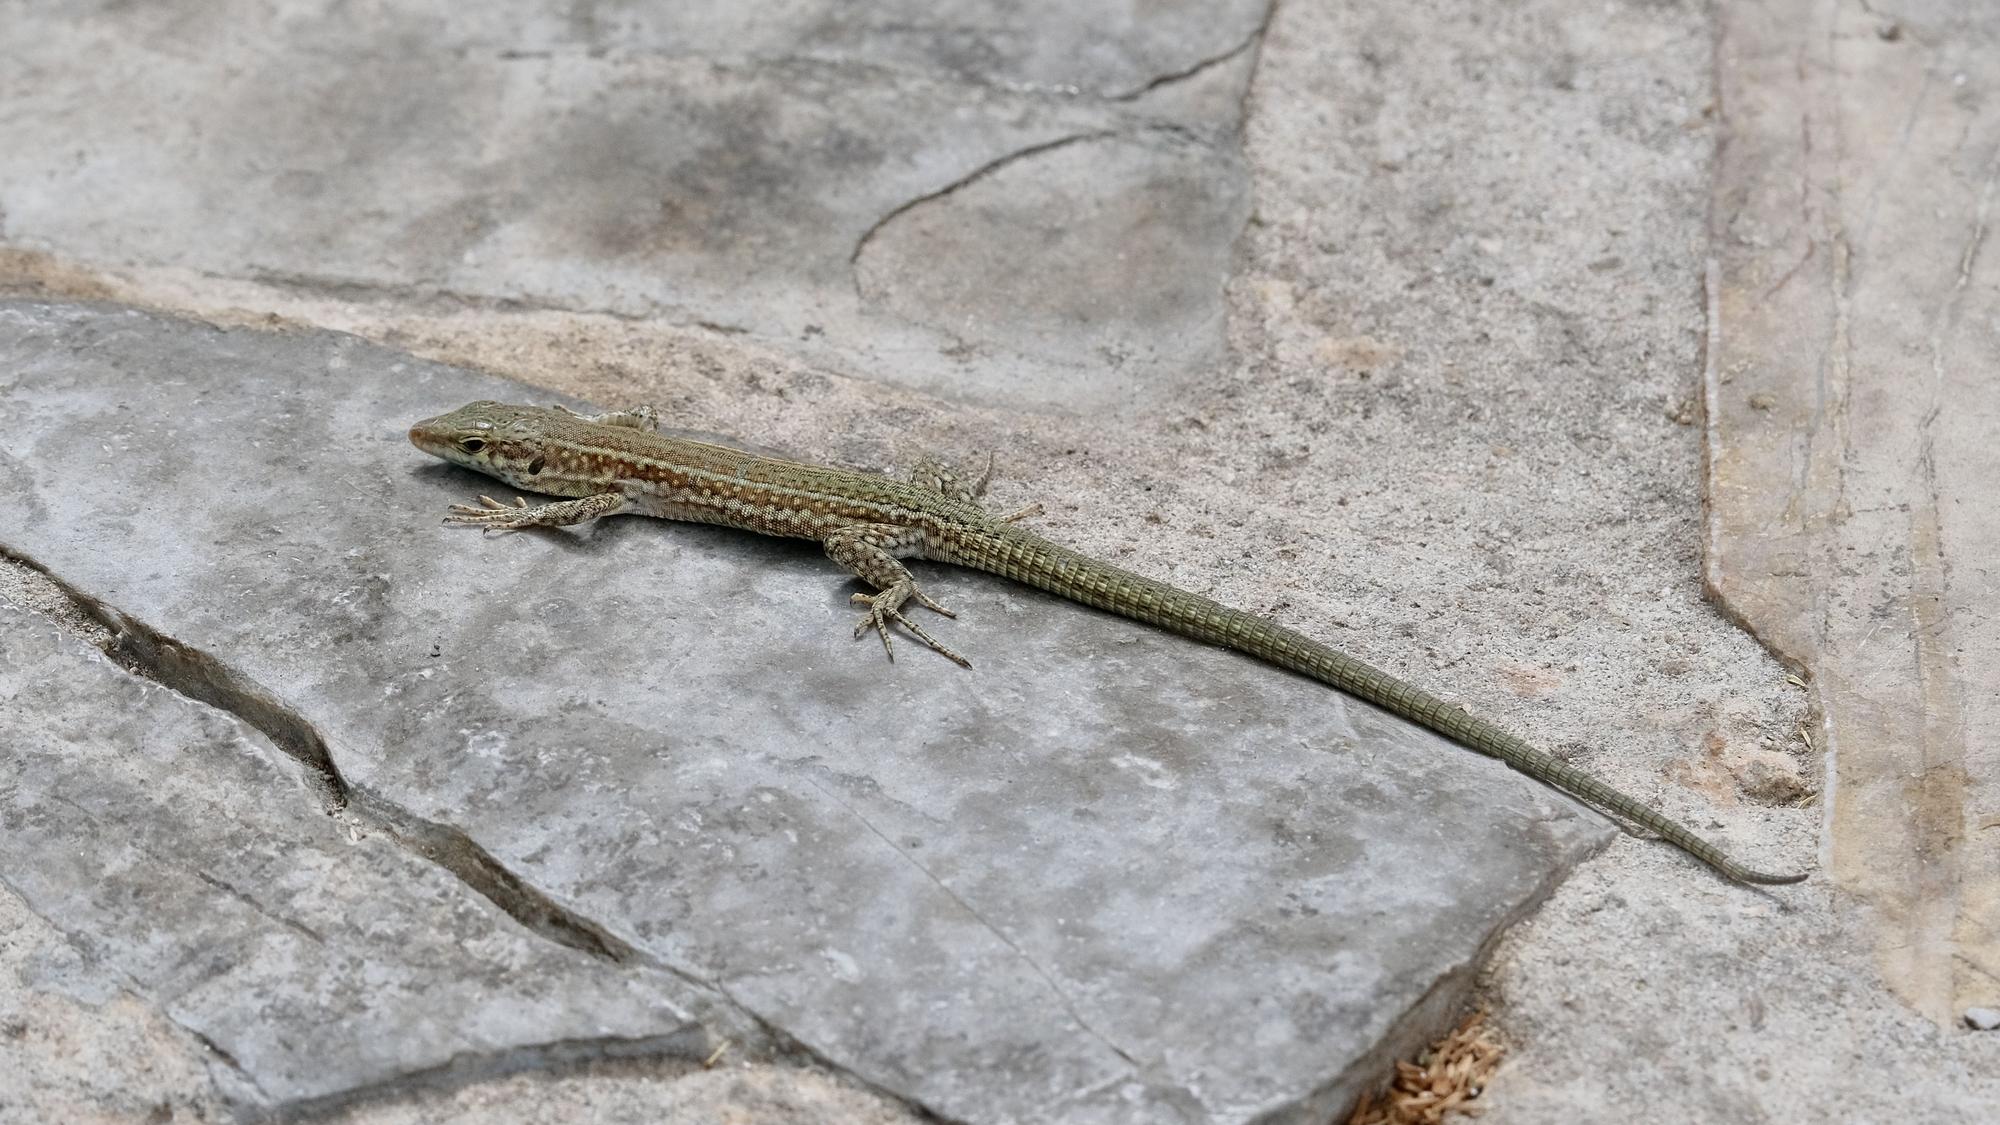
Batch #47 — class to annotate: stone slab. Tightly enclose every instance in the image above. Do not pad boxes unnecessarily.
[0,600,717,1114]
[0,0,1264,406]
[1704,0,2000,1024]
[0,875,227,1123]
[0,301,1609,1122]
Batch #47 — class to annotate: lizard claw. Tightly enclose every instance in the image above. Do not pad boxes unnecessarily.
[996,502,1044,524]
[443,494,533,533]
[850,589,970,668]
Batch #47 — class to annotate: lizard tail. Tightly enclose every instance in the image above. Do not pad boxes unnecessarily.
[951,527,1807,886]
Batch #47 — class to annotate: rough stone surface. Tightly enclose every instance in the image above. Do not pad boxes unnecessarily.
[6,0,1995,1120]
[0,861,906,1125]
[1702,0,2000,1026]
[0,600,725,1113]
[0,301,1605,1122]
[0,879,226,1125]
[0,0,1264,406]
[1220,0,1991,1121]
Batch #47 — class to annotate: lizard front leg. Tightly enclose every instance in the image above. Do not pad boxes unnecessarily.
[824,524,969,668]
[443,491,632,532]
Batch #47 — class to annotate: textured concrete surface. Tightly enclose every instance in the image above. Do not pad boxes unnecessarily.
[0,0,1261,406]
[0,301,1604,1122]
[3,0,1994,1121]
[1472,1,1999,1119]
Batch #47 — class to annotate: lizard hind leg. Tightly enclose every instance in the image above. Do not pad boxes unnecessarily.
[824,524,970,668]
[907,451,1040,525]
[905,451,996,504]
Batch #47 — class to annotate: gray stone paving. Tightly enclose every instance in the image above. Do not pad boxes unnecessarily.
[0,0,1263,406]
[0,600,720,1112]
[0,302,1602,1121]
[7,0,1991,1121]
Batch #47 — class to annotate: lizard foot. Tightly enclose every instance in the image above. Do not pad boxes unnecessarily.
[850,583,969,668]
[443,491,630,532]
[996,502,1044,524]
[443,494,534,533]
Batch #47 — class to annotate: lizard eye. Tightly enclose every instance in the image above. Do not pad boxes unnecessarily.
[459,438,486,453]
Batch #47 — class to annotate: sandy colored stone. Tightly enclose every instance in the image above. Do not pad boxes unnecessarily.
[1703,0,2000,1025]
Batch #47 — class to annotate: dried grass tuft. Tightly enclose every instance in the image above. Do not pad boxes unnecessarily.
[1345,1009,1504,1125]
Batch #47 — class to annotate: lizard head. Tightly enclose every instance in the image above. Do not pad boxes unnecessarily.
[408,401,557,486]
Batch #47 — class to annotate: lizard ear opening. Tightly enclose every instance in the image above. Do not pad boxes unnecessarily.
[526,457,545,476]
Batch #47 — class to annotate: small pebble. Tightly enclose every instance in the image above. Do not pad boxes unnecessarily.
[1963,1007,2000,1031]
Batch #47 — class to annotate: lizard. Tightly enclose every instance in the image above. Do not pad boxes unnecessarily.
[408,399,1806,886]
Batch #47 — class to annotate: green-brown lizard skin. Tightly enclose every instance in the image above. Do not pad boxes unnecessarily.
[410,400,1807,886]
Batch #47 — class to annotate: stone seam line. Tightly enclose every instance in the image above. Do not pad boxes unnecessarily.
[0,545,1140,1125]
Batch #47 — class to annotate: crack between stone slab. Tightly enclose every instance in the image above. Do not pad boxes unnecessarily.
[846,115,1242,311]
[40,790,333,948]
[234,266,697,325]
[0,550,353,814]
[0,544,633,966]
[798,774,1143,1072]
[186,1028,274,1104]
[1,545,966,1122]
[1229,0,1283,136]
[1252,848,1590,1125]
[0,864,277,1102]
[342,785,641,963]
[1107,2,1275,103]
[846,129,1120,278]
[693,992,966,1125]
[189,867,327,945]
[466,32,1282,118]
[268,1029,713,1123]
[1696,258,1811,677]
